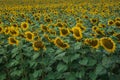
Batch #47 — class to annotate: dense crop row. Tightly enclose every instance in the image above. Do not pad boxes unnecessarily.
[0,0,120,80]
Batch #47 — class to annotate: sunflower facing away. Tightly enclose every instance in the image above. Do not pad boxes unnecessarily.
[54,37,69,49]
[100,37,116,53]
[8,37,19,45]
[25,31,34,41]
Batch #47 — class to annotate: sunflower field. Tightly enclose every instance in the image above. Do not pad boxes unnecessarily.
[0,0,120,80]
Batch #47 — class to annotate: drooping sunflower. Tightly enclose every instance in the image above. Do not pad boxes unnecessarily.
[0,26,3,34]
[25,31,34,41]
[100,37,116,53]
[59,28,70,37]
[8,37,19,45]
[72,27,82,40]
[54,37,69,49]
[32,40,46,51]
[21,22,29,30]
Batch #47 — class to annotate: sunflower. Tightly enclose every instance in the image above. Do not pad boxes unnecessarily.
[90,18,99,25]
[95,29,105,36]
[43,34,54,42]
[8,37,19,45]
[10,28,19,36]
[40,24,48,32]
[115,21,120,28]
[32,40,45,51]
[100,37,116,53]
[4,27,10,35]
[115,17,120,21]
[48,29,56,35]
[113,33,120,42]
[21,22,29,30]
[55,22,63,27]
[76,23,86,31]
[54,37,69,49]
[72,27,82,40]
[98,23,106,28]
[0,26,3,34]
[59,28,70,37]
[108,20,114,26]
[92,26,99,32]
[25,31,34,41]
[84,38,99,49]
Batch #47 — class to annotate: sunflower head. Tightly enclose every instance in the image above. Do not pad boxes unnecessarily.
[100,37,116,53]
[4,27,10,35]
[21,22,29,30]
[98,23,106,28]
[95,29,105,36]
[56,22,63,27]
[40,24,48,32]
[25,31,34,41]
[54,37,69,49]
[72,27,83,40]
[10,28,19,36]
[108,20,114,26]
[113,33,120,42]
[115,21,120,28]
[0,26,3,34]
[32,40,45,51]
[59,28,70,37]
[8,37,19,45]
[43,34,54,42]
[84,38,99,49]
[90,18,99,25]
[76,23,86,31]
[92,26,99,32]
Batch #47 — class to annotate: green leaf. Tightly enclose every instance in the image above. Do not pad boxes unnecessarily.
[0,73,6,80]
[55,52,66,60]
[57,63,68,72]
[64,72,76,80]
[70,54,80,62]
[76,70,85,78]
[33,70,42,78]
[79,57,88,66]
[89,72,97,80]
[102,56,112,68]
[87,58,97,66]
[62,56,69,64]
[32,52,40,60]
[95,64,106,75]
